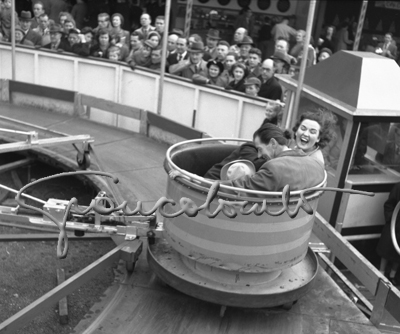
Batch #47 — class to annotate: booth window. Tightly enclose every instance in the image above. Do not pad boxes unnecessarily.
[351,122,400,176]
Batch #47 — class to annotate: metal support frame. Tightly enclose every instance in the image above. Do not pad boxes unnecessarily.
[0,239,143,333]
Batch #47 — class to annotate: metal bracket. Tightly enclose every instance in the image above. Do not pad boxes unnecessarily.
[125,226,137,240]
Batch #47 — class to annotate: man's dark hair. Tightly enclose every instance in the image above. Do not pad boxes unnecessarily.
[253,123,289,146]
[249,48,262,57]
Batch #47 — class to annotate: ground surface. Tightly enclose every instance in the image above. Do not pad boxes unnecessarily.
[0,224,117,334]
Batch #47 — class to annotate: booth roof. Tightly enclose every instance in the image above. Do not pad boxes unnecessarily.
[291,51,400,115]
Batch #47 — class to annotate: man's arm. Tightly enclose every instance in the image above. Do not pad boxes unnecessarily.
[169,59,191,75]
[230,164,280,192]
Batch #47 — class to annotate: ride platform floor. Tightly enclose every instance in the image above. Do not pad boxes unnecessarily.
[0,103,384,334]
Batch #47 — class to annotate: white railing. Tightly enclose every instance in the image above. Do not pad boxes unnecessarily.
[0,44,273,139]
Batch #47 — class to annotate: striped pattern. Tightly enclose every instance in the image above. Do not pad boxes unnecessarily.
[163,179,320,272]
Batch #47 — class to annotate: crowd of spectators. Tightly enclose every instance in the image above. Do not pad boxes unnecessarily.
[0,1,397,104]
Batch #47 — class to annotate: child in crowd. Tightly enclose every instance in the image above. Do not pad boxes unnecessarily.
[244,77,261,97]
[107,45,121,61]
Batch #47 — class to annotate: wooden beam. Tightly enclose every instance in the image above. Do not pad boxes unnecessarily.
[313,212,382,295]
[9,81,75,102]
[57,269,68,324]
[385,284,400,324]
[0,222,59,233]
[0,233,110,242]
[0,241,127,334]
[80,94,141,120]
[0,158,32,174]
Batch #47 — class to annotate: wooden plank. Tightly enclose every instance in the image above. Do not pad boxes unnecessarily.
[147,111,203,140]
[313,213,381,295]
[385,285,400,324]
[57,268,69,324]
[0,233,111,242]
[9,80,75,102]
[80,94,141,120]
[0,241,125,334]
[0,158,32,174]
[370,279,390,326]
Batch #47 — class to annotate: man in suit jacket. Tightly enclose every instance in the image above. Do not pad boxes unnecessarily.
[379,33,397,60]
[169,41,208,79]
[134,14,155,40]
[258,59,282,101]
[19,11,42,46]
[167,37,189,70]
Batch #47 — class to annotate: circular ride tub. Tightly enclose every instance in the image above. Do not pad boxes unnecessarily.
[148,138,325,307]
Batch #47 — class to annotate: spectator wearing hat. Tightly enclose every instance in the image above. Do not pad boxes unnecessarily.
[318,47,332,62]
[33,13,51,46]
[246,48,263,81]
[204,29,221,61]
[230,27,247,54]
[169,42,208,79]
[19,11,42,46]
[147,30,161,47]
[192,59,228,88]
[169,41,208,79]
[0,0,18,42]
[42,24,67,50]
[244,77,261,97]
[225,62,248,93]
[111,13,129,46]
[63,28,89,56]
[14,25,34,46]
[134,13,155,41]
[167,37,189,71]
[258,58,282,101]
[237,35,254,63]
[234,7,255,38]
[128,39,157,69]
[270,50,292,74]
[215,40,230,62]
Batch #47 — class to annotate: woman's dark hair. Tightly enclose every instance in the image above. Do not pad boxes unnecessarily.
[253,123,289,146]
[232,62,249,79]
[97,28,111,43]
[292,109,336,149]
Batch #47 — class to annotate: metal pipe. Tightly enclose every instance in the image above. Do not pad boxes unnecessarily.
[11,0,16,80]
[292,0,317,123]
[344,234,381,242]
[0,183,46,204]
[353,0,368,51]
[156,0,172,115]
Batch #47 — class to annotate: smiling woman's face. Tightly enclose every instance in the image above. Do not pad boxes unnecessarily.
[296,119,321,153]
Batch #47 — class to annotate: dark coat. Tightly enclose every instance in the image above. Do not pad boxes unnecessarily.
[204,142,267,180]
[23,28,42,46]
[258,76,282,100]
[231,149,325,194]
[225,78,246,93]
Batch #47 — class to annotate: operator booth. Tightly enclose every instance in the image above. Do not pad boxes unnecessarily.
[278,51,400,237]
